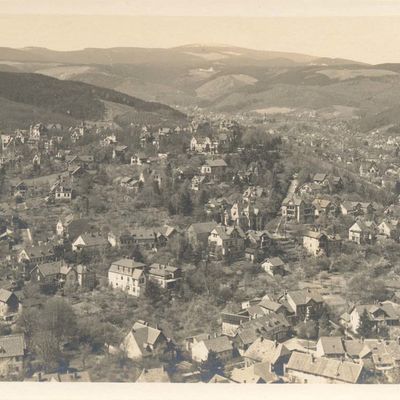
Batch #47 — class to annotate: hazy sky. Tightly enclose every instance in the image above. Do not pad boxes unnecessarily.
[0,1,400,64]
[2,0,400,16]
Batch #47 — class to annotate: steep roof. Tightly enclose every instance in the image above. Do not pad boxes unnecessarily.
[0,334,25,359]
[231,362,278,384]
[203,336,233,354]
[76,234,108,247]
[188,222,217,234]
[0,288,14,303]
[205,159,227,168]
[318,336,345,356]
[286,289,324,306]
[129,322,165,354]
[35,261,70,277]
[262,257,284,267]
[286,352,363,384]
[244,338,290,364]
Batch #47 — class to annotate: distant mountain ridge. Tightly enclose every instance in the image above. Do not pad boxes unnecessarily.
[2,45,400,131]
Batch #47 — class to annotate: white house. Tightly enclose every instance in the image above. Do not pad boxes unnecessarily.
[108,259,146,297]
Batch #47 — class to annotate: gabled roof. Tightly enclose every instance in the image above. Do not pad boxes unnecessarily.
[286,289,324,306]
[35,261,71,277]
[21,244,54,259]
[313,173,328,182]
[244,338,290,364]
[262,257,284,267]
[286,352,363,384]
[202,336,233,354]
[0,288,16,304]
[0,334,25,359]
[205,159,227,168]
[188,222,217,234]
[129,321,165,354]
[76,234,108,247]
[318,336,345,356]
[231,362,279,384]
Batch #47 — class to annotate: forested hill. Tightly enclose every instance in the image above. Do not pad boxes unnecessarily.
[0,71,185,128]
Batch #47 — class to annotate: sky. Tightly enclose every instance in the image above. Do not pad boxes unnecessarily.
[0,1,400,63]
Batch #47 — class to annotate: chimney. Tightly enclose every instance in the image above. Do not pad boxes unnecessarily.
[37,372,42,382]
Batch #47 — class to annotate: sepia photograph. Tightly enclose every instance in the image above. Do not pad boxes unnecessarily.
[0,1,400,398]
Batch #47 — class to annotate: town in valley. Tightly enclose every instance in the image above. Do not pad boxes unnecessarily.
[0,44,400,385]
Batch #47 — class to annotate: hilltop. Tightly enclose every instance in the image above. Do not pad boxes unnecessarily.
[0,71,185,130]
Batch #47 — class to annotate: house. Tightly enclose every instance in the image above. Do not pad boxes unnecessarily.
[185,333,217,351]
[12,182,29,198]
[191,335,233,363]
[245,230,272,250]
[237,314,291,347]
[50,178,72,202]
[130,153,149,166]
[230,203,263,231]
[148,264,182,289]
[76,264,96,290]
[230,362,281,383]
[120,320,168,360]
[200,159,228,178]
[285,352,365,384]
[190,136,217,154]
[130,229,165,250]
[281,195,314,224]
[342,340,372,361]
[112,145,128,162]
[261,257,286,276]
[316,336,345,358]
[360,160,380,177]
[243,338,291,375]
[312,173,329,186]
[242,186,266,203]
[30,261,77,288]
[56,217,92,241]
[340,201,364,216]
[72,234,109,252]
[208,225,245,259]
[221,313,251,337]
[18,245,56,266]
[191,175,208,191]
[278,289,324,322]
[157,225,179,242]
[348,221,377,245]
[0,334,25,377]
[378,220,400,241]
[364,339,400,370]
[187,222,217,249]
[348,303,400,334]
[297,182,323,196]
[0,289,20,322]
[136,367,171,383]
[108,259,146,297]
[331,176,344,191]
[312,198,339,217]
[303,230,341,256]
